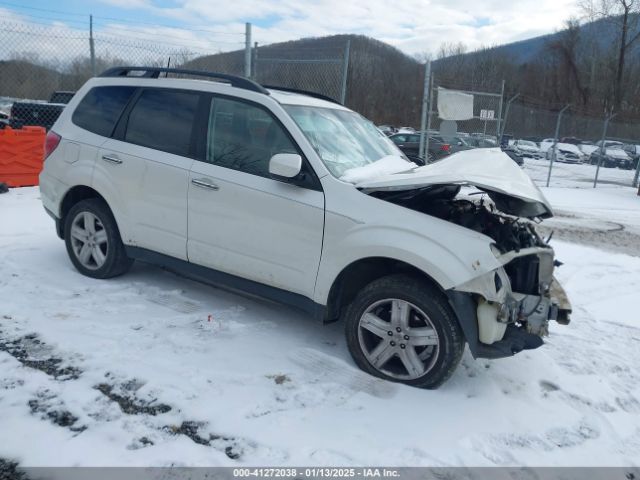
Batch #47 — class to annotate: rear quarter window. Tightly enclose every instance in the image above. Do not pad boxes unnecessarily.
[72,86,136,137]
[124,88,200,157]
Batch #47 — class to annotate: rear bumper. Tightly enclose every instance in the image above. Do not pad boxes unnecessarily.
[38,169,67,218]
[44,206,64,239]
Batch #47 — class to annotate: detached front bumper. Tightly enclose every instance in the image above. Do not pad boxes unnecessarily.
[447,260,572,360]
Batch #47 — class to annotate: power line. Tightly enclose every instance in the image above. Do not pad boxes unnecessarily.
[0,10,90,27]
[0,1,87,17]
[0,1,245,35]
[92,22,244,44]
[0,20,242,52]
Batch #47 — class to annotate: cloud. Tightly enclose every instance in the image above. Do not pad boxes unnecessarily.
[0,0,580,69]
[98,0,579,55]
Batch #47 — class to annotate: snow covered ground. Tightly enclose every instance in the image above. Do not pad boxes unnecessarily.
[0,179,639,469]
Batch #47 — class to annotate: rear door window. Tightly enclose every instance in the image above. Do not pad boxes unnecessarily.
[124,88,201,157]
[72,86,136,137]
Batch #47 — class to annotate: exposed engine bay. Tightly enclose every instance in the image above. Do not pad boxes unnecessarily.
[370,184,549,254]
[370,184,572,355]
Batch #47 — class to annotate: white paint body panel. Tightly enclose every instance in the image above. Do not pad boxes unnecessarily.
[40,75,550,309]
[95,139,193,260]
[187,162,324,298]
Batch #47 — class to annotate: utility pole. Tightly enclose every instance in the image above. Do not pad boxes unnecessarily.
[252,42,258,80]
[424,75,434,162]
[340,40,351,105]
[418,61,432,159]
[546,104,570,187]
[89,15,96,77]
[244,22,252,78]
[594,111,617,188]
[495,79,505,139]
[500,93,520,140]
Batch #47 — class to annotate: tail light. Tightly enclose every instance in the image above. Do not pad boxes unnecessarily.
[440,144,451,152]
[44,130,61,161]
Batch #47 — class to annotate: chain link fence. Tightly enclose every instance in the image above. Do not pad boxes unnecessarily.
[500,99,640,189]
[404,69,640,188]
[254,40,350,103]
[1,17,639,190]
[0,20,245,130]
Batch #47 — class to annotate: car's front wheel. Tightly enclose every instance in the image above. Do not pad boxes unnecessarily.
[344,274,465,389]
[64,199,133,279]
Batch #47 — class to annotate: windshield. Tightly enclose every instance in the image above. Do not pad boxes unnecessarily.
[283,105,409,178]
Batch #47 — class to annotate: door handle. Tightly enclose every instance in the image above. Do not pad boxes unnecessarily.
[102,154,122,164]
[191,178,219,191]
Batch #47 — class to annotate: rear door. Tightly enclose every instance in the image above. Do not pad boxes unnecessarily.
[96,87,204,260]
[187,95,325,298]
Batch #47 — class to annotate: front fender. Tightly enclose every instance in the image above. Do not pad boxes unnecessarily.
[314,216,502,305]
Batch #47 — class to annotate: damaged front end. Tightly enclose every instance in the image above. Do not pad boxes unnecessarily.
[370,184,571,358]
[363,183,571,358]
[382,189,571,357]
[357,149,572,359]
[451,246,572,359]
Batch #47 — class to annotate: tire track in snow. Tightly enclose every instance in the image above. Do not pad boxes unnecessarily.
[0,324,270,462]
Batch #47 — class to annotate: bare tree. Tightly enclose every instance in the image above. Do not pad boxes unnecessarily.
[580,0,640,110]
[545,18,589,105]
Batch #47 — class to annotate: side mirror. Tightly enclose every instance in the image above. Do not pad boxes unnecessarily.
[269,153,302,181]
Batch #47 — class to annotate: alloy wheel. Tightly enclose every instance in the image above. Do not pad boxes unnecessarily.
[69,211,108,270]
[357,298,440,380]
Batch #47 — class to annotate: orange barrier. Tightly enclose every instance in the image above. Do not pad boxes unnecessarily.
[0,126,46,187]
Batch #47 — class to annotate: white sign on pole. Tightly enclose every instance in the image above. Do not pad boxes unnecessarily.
[437,88,474,121]
[480,109,495,120]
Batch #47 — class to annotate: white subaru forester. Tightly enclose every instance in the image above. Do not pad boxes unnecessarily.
[39,67,571,388]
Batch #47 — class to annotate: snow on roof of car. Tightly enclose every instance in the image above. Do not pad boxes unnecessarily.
[268,89,350,110]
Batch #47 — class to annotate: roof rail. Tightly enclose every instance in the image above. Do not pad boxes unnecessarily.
[263,85,341,105]
[99,66,269,95]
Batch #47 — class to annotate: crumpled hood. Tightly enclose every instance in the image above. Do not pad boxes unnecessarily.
[354,148,554,219]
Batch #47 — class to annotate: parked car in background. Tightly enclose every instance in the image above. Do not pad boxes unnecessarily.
[396,126,416,134]
[511,139,543,159]
[560,137,582,145]
[597,140,625,149]
[622,144,640,169]
[499,134,512,148]
[377,125,397,136]
[0,110,9,128]
[49,91,75,104]
[388,133,451,162]
[543,142,584,163]
[466,136,497,148]
[432,135,472,155]
[578,142,599,157]
[9,91,75,131]
[589,146,634,169]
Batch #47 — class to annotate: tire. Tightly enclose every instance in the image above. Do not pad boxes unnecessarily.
[344,274,465,389]
[64,198,133,279]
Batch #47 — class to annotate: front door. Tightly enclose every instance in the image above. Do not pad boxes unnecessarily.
[187,96,325,299]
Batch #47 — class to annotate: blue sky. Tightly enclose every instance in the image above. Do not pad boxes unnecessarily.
[0,0,578,56]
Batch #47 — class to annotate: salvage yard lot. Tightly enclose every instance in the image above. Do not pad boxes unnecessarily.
[1,162,639,467]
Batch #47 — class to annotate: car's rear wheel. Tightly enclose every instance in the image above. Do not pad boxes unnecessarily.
[344,274,464,389]
[64,199,133,279]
